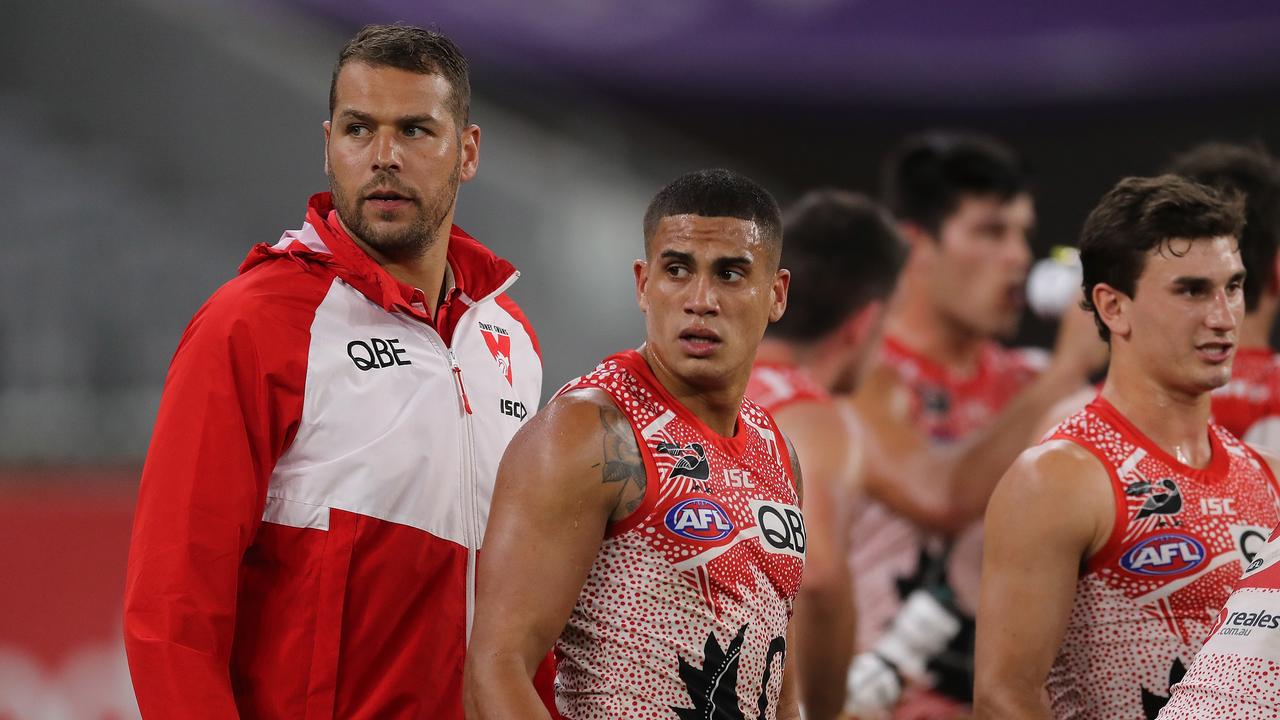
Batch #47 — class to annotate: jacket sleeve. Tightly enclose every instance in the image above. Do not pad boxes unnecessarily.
[123,287,307,718]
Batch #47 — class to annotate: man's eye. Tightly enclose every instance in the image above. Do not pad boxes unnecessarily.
[347,125,369,137]
[720,269,744,281]
[405,126,429,137]
[666,265,690,278]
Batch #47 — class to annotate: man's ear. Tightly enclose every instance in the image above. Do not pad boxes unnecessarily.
[459,123,481,183]
[768,269,790,323]
[322,120,332,176]
[1092,283,1130,340]
[634,259,650,314]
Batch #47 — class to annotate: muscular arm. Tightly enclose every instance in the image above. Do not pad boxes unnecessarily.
[852,305,1105,533]
[973,441,1113,719]
[773,402,858,720]
[465,389,645,719]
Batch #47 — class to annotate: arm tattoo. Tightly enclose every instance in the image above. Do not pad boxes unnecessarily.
[598,404,647,518]
[783,433,804,501]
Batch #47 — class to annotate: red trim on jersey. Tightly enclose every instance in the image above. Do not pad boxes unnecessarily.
[497,293,541,361]
[616,349,750,456]
[747,360,831,416]
[1092,396,1229,480]
[1048,434,1129,575]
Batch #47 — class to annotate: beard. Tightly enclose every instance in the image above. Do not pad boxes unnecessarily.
[329,157,461,262]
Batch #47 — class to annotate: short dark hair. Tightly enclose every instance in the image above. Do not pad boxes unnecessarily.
[1080,174,1246,341]
[330,24,471,127]
[881,131,1029,235]
[642,169,783,260]
[769,190,905,341]
[1166,142,1280,312]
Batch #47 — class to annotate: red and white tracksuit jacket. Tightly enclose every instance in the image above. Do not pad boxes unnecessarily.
[123,193,554,719]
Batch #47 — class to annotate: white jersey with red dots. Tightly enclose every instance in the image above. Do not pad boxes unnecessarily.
[553,350,805,720]
[1158,524,1280,719]
[1046,397,1280,720]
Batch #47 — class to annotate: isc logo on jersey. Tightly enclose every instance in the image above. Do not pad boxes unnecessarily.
[1120,533,1206,576]
[664,498,735,541]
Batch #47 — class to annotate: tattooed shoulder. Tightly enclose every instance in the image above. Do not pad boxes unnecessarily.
[596,402,648,521]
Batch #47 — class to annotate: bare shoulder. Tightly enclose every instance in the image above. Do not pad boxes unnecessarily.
[988,439,1113,551]
[512,387,647,522]
[773,399,859,497]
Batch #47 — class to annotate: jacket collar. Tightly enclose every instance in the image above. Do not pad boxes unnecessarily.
[241,192,519,323]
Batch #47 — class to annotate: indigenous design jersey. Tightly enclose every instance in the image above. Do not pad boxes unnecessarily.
[1158,524,1280,720]
[746,360,831,413]
[1213,346,1280,452]
[1047,397,1280,720]
[555,350,805,720]
[849,337,1044,710]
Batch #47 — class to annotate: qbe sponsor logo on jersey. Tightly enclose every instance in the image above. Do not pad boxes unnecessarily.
[664,498,734,541]
[1119,533,1206,576]
[749,500,806,558]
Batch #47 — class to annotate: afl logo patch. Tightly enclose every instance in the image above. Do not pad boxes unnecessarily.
[664,498,734,541]
[1120,533,1206,576]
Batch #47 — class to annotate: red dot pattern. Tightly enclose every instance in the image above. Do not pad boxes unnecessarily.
[1044,402,1280,719]
[553,353,804,719]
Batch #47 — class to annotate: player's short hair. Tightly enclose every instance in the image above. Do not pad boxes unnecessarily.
[881,130,1029,235]
[1166,142,1280,312]
[330,24,471,127]
[642,169,783,261]
[768,190,905,341]
[1080,174,1246,341]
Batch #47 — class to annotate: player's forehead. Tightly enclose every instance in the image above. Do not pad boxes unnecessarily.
[331,62,454,123]
[946,192,1035,229]
[648,214,769,262]
[1138,235,1243,286]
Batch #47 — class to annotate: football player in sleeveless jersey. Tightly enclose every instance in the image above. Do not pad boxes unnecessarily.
[466,170,806,719]
[1034,142,1280,446]
[746,190,905,719]
[975,175,1280,720]
[843,132,1107,718]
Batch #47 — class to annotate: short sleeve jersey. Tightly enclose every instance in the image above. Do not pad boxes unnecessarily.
[553,350,806,720]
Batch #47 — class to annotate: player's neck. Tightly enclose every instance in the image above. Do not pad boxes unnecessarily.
[1100,360,1214,468]
[884,288,985,373]
[1240,305,1277,349]
[640,344,744,437]
[342,217,454,315]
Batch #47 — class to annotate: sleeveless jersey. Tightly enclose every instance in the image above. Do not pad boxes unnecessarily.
[849,337,1044,711]
[1046,397,1280,720]
[554,350,806,720]
[746,360,831,413]
[1213,346,1280,452]
[1157,524,1280,720]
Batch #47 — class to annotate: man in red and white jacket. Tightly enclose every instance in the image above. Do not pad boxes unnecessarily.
[122,25,553,718]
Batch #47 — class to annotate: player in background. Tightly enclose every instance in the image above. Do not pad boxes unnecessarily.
[1169,143,1280,449]
[746,190,905,719]
[975,175,1280,719]
[843,132,1106,718]
[466,169,804,720]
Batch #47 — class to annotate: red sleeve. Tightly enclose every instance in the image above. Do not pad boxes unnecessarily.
[123,270,313,718]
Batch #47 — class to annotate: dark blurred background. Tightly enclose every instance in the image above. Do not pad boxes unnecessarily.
[4,0,1280,715]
